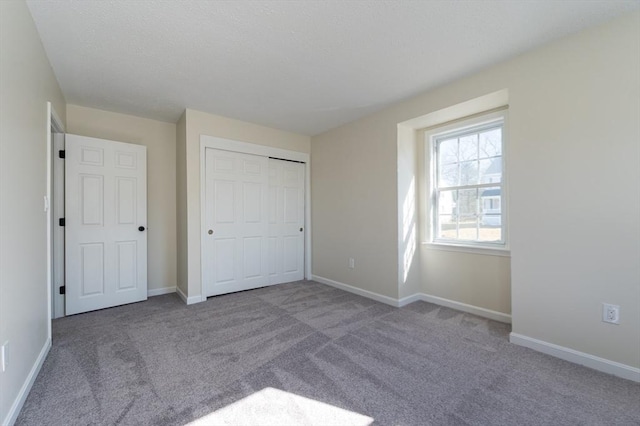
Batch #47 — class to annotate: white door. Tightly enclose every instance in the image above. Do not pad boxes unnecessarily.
[268,159,305,284]
[65,134,147,315]
[203,148,269,296]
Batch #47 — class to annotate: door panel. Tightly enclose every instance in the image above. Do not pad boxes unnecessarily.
[243,182,262,223]
[65,134,147,315]
[268,159,305,285]
[116,177,136,224]
[80,243,104,296]
[80,175,103,225]
[203,150,304,297]
[203,149,269,296]
[116,241,137,290]
[243,237,262,278]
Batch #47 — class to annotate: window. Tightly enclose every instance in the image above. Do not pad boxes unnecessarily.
[427,112,506,249]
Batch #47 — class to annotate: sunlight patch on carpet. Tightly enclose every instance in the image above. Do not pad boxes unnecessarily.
[185,387,374,426]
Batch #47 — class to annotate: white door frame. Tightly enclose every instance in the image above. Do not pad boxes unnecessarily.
[47,102,65,327]
[200,135,311,301]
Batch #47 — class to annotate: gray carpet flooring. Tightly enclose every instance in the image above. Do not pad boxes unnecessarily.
[16,281,640,425]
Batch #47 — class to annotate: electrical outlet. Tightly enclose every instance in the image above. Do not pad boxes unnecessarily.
[348,258,355,269]
[602,303,620,324]
[1,341,8,372]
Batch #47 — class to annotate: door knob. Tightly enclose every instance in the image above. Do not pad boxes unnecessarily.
[208,229,214,235]
[138,226,145,232]
[300,227,303,232]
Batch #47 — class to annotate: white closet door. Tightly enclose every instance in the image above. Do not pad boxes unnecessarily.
[203,148,269,296]
[65,134,147,315]
[268,159,305,284]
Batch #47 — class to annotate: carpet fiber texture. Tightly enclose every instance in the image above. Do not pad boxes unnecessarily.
[16,281,640,425]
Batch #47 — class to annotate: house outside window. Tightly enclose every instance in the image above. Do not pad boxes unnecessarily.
[426,111,507,249]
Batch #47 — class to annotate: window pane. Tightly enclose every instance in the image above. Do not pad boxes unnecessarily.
[458,189,478,219]
[457,189,478,241]
[459,160,478,186]
[479,186,502,241]
[438,215,457,239]
[479,128,502,158]
[438,163,458,187]
[438,138,458,165]
[479,223,502,242]
[459,134,478,161]
[479,158,501,184]
[437,190,456,215]
[438,190,457,239]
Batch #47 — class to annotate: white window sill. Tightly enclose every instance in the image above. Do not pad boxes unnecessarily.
[422,242,511,257]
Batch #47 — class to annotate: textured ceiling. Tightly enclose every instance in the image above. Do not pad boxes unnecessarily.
[26,0,639,136]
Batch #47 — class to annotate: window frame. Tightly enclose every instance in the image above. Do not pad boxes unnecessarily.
[424,110,509,253]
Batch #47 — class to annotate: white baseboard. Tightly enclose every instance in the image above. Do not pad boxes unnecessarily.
[310,276,512,324]
[397,293,424,307]
[147,286,176,297]
[417,293,512,324]
[510,333,640,382]
[311,275,401,307]
[2,338,51,426]
[176,286,201,305]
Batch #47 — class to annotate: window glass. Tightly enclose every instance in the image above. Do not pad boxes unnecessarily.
[430,119,505,248]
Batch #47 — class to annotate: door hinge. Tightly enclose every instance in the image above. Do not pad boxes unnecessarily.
[58,150,65,159]
[59,218,65,226]
[59,286,65,295]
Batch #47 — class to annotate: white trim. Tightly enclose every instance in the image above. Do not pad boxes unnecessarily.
[200,136,311,300]
[397,293,424,306]
[50,106,64,133]
[176,286,200,305]
[422,242,511,257]
[200,135,309,163]
[147,286,176,297]
[418,293,511,323]
[425,109,509,250]
[2,338,51,426]
[312,275,401,307]
[510,333,640,382]
[311,276,512,324]
[304,162,311,280]
[46,104,52,335]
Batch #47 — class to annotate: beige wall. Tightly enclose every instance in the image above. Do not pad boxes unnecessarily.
[0,1,66,423]
[176,112,188,294]
[178,109,311,299]
[422,250,511,314]
[66,105,177,293]
[311,11,640,367]
[507,13,639,367]
[312,114,400,298]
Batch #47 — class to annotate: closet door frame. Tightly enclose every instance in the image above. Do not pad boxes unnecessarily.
[199,135,311,300]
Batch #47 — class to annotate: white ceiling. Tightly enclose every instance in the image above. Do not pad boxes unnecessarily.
[27,0,639,136]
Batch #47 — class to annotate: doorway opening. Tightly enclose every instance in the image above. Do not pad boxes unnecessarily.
[47,102,65,320]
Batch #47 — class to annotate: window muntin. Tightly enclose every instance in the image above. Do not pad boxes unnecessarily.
[431,120,505,247]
